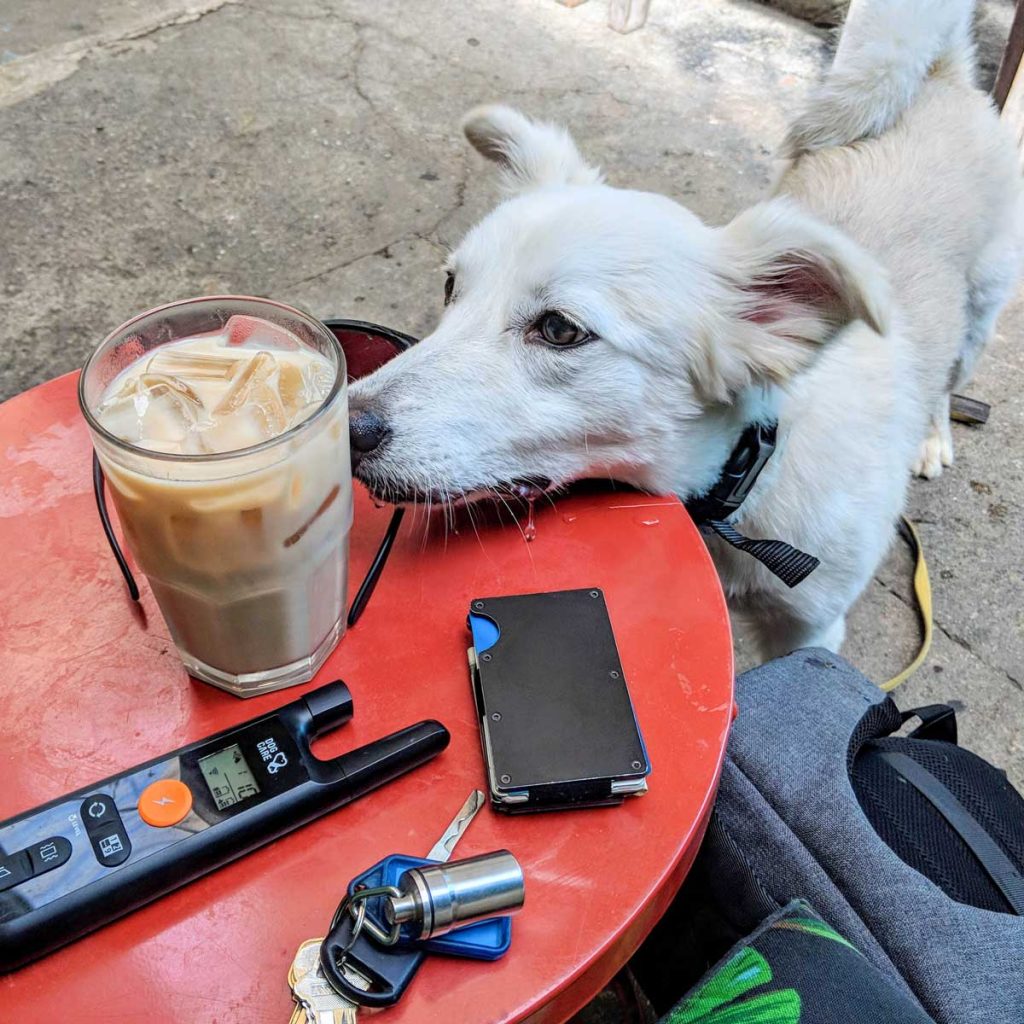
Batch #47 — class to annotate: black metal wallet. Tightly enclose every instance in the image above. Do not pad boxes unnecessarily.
[467,588,651,813]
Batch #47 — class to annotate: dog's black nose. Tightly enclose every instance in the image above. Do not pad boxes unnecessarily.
[349,410,391,469]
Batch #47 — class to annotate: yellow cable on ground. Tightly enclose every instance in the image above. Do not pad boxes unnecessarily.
[880,516,933,691]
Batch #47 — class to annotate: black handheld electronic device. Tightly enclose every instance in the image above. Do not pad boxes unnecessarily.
[0,680,449,972]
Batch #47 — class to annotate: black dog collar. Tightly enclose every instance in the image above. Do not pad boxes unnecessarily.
[684,421,819,588]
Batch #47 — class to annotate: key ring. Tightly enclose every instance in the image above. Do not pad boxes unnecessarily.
[347,885,403,947]
[325,894,367,970]
[327,885,403,962]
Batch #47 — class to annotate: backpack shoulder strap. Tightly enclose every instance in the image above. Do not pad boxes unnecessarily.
[879,750,1024,915]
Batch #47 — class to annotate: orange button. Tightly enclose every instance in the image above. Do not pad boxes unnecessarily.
[138,779,193,827]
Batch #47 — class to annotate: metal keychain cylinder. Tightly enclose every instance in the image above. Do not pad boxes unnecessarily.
[386,850,524,941]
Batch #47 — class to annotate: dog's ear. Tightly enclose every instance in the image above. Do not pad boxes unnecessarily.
[695,199,890,402]
[461,104,602,192]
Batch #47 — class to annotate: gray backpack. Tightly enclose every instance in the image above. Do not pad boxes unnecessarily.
[635,650,1024,1024]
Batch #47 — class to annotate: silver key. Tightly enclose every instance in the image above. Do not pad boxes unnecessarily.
[294,971,359,1024]
[425,789,485,862]
[291,937,367,1023]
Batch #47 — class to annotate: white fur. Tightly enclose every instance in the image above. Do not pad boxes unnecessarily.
[350,0,1023,661]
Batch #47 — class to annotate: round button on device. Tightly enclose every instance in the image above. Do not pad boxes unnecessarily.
[138,779,193,827]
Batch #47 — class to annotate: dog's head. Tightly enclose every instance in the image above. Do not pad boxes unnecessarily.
[349,105,889,505]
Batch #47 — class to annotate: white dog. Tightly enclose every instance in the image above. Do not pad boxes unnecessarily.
[349,0,1023,661]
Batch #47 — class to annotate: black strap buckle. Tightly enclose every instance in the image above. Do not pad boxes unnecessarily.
[685,421,819,587]
[684,422,777,524]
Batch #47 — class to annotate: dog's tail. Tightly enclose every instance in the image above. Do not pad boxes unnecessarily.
[782,0,977,158]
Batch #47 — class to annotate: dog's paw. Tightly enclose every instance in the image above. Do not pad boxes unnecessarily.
[913,423,954,480]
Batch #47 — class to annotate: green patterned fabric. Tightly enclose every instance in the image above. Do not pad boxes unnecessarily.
[666,946,800,1023]
[658,901,932,1024]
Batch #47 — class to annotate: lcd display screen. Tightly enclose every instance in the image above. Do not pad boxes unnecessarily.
[198,743,261,810]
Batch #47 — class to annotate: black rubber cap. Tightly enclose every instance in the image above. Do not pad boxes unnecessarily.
[303,680,354,735]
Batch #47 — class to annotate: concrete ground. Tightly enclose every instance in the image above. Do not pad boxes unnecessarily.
[1,0,1021,1015]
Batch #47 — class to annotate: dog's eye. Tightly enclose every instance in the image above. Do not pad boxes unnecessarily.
[444,272,455,306]
[536,311,589,348]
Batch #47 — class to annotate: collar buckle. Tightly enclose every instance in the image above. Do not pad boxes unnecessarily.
[684,421,819,588]
[685,421,777,525]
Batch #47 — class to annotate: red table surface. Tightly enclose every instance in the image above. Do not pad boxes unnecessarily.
[0,372,733,1024]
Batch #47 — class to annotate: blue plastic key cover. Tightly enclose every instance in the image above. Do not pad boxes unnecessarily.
[349,853,512,960]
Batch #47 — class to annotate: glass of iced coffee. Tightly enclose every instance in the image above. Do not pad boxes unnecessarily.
[79,296,352,697]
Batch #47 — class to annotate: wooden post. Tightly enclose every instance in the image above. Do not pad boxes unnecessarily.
[995,0,1024,168]
[950,394,991,426]
[994,0,1024,110]
[608,0,652,33]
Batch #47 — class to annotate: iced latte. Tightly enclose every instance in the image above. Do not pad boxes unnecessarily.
[79,297,352,696]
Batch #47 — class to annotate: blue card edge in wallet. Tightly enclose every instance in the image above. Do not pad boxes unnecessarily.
[467,587,651,813]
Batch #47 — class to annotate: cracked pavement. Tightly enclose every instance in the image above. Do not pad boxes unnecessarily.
[1,0,1021,788]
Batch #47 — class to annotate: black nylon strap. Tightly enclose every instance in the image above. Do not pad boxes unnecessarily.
[880,751,1024,915]
[708,520,820,588]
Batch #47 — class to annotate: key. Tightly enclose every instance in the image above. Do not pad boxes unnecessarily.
[350,789,511,958]
[343,790,489,944]
[320,791,509,1007]
[289,938,319,1024]
[291,937,324,986]
[291,937,365,1023]
[288,941,308,1024]
[294,971,358,1024]
[425,789,485,861]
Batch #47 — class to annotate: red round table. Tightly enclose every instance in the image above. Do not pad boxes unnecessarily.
[0,373,734,1023]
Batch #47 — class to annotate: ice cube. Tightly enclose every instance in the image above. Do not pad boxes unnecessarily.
[214,351,277,416]
[198,381,287,453]
[146,348,242,381]
[277,362,306,417]
[192,351,293,453]
[199,406,271,453]
[224,314,303,351]
[138,373,204,407]
[287,402,321,430]
[140,439,187,454]
[277,359,334,425]
[302,360,334,402]
[96,373,203,448]
[187,473,285,513]
[136,376,202,445]
[96,393,145,442]
[250,381,288,437]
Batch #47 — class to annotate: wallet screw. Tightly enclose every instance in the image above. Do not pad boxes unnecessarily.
[589,590,599,598]
[491,712,502,721]
[500,774,511,784]
[481,653,493,662]
[632,760,643,770]
[474,601,485,609]
[609,670,620,679]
